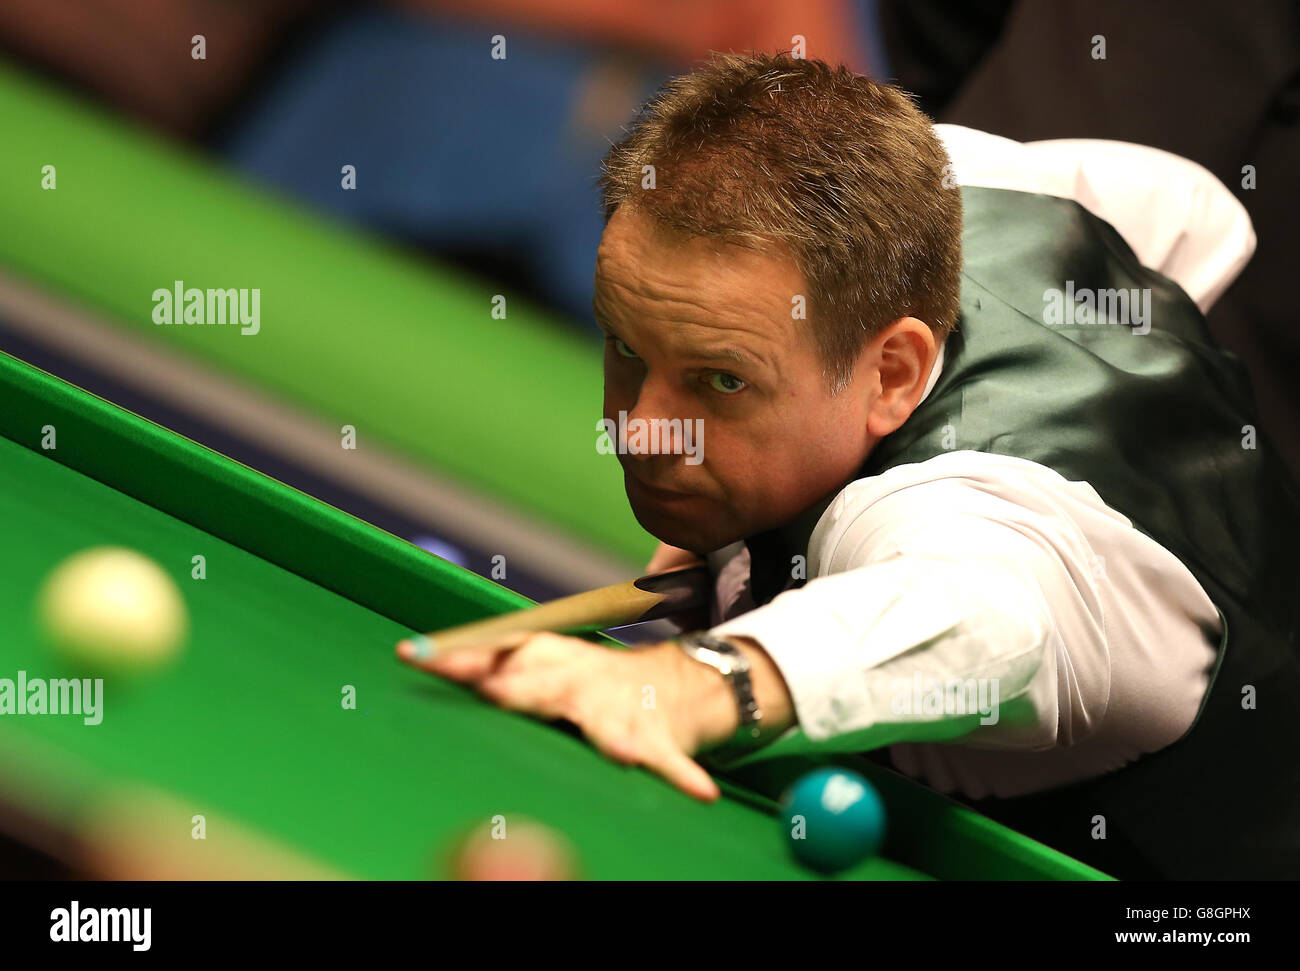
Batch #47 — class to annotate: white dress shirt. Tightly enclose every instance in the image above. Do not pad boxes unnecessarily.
[706,128,1250,799]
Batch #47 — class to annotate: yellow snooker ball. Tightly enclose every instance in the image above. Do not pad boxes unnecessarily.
[37,547,188,671]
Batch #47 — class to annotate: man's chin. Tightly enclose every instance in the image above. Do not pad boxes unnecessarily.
[628,501,741,556]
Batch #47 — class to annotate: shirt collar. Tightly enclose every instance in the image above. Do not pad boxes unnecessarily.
[741,339,947,605]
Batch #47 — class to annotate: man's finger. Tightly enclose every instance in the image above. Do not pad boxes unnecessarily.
[640,741,722,803]
[395,629,533,677]
[588,717,721,802]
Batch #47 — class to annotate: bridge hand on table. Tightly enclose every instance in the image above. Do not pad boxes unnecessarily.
[397,631,728,802]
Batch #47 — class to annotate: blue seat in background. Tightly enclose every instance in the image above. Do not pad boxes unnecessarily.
[221,6,670,331]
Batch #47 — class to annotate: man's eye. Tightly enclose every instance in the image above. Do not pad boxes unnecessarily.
[708,372,746,394]
[610,337,640,359]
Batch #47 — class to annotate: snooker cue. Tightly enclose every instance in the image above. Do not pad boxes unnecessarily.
[415,564,712,655]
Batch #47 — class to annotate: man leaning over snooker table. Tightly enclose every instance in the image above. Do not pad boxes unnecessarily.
[399,53,1300,880]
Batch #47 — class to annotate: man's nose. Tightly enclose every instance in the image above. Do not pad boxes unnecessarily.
[622,378,690,457]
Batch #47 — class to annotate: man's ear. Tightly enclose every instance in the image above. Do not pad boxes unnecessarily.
[865,317,938,439]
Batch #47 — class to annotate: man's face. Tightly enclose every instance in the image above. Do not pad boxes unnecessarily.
[594,205,879,554]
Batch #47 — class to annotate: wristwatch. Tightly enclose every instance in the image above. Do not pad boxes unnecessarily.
[676,631,765,760]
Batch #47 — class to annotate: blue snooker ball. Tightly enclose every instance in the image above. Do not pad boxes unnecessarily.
[780,768,887,873]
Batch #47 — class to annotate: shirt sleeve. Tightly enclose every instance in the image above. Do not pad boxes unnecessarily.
[709,465,1114,766]
[935,123,1255,313]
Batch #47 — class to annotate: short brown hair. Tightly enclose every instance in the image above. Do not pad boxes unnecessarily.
[598,52,962,392]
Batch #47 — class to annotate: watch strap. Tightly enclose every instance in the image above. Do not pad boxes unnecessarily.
[677,631,765,758]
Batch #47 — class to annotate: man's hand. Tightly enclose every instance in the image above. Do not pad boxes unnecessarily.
[396,631,795,800]
[644,541,705,575]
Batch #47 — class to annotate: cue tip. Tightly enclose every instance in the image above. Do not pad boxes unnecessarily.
[396,635,436,663]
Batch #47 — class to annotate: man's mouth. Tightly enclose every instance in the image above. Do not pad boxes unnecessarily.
[628,476,694,502]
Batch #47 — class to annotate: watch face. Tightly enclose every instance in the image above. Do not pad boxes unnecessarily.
[680,635,726,672]
[692,632,732,653]
[691,635,732,662]
[705,636,750,675]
